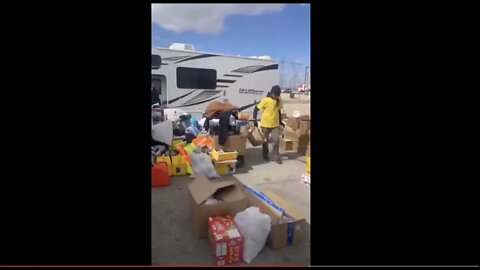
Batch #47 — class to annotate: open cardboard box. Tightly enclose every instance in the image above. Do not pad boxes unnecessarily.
[246,121,264,146]
[243,188,308,250]
[188,175,249,238]
[283,126,310,155]
[209,135,247,156]
[280,138,294,152]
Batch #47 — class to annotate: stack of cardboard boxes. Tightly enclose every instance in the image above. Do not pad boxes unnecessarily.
[209,134,248,168]
[210,149,238,175]
[280,115,310,155]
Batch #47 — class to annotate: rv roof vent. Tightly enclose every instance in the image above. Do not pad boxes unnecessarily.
[258,56,272,60]
[248,55,271,60]
[169,43,195,51]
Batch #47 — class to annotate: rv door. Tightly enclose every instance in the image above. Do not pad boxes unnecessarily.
[152,75,167,106]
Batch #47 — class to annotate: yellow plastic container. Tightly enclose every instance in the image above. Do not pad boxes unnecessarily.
[171,154,187,176]
[210,149,238,162]
[171,138,184,149]
[156,155,172,176]
[184,143,198,154]
[305,157,310,173]
[186,164,193,175]
[214,160,237,175]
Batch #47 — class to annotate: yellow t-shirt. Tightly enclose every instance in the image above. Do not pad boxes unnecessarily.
[257,97,283,128]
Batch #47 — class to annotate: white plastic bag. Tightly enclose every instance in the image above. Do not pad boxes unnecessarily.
[152,120,173,145]
[292,110,302,118]
[204,197,219,205]
[189,151,219,179]
[234,207,271,263]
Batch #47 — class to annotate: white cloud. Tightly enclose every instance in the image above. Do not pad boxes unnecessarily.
[152,4,286,35]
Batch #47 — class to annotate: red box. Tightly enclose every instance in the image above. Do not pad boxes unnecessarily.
[208,215,244,266]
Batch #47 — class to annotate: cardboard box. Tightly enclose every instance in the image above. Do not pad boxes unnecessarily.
[210,135,247,156]
[243,188,308,250]
[283,126,300,140]
[294,139,310,155]
[286,115,310,131]
[280,138,294,152]
[283,126,311,140]
[208,215,243,266]
[246,126,264,147]
[298,120,310,136]
[283,126,310,155]
[188,175,249,238]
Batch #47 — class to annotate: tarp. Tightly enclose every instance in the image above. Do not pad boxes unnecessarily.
[152,120,173,145]
[204,101,238,118]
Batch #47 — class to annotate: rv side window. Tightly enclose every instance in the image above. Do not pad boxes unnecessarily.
[152,55,161,69]
[176,67,217,89]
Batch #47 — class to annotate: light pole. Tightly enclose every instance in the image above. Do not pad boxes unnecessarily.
[304,66,310,94]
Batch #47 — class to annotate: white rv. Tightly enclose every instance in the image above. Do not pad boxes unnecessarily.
[151,44,279,119]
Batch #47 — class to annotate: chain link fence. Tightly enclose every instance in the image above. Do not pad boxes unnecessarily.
[278,59,310,90]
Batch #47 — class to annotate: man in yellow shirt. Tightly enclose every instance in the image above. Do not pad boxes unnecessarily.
[253,85,285,164]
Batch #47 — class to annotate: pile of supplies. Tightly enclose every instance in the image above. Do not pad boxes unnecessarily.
[280,111,310,155]
[151,101,252,186]
[187,175,308,265]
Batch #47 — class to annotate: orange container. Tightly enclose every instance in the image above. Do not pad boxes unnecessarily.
[152,162,170,187]
[192,136,213,150]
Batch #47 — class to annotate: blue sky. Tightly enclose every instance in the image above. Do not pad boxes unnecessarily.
[152,4,310,87]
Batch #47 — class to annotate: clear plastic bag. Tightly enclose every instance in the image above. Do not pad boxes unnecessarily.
[189,151,219,179]
[234,207,271,263]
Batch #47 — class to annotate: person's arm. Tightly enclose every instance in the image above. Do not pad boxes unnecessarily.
[278,99,284,127]
[253,98,265,127]
[278,110,284,127]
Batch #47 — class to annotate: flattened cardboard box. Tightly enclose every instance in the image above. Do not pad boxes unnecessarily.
[188,175,249,238]
[243,188,308,250]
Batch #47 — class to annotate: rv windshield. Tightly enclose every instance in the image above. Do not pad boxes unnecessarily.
[152,55,161,69]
